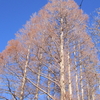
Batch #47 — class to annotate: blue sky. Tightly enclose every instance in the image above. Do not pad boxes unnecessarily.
[0,0,100,52]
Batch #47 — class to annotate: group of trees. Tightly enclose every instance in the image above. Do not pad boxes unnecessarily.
[0,0,100,100]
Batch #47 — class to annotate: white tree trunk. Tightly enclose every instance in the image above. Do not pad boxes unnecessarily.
[79,43,84,100]
[74,43,80,100]
[60,18,66,100]
[92,87,95,100]
[75,67,80,100]
[20,45,30,100]
[68,50,72,100]
[87,83,90,100]
[35,48,42,100]
[80,65,84,100]
[47,67,51,100]
[35,66,41,100]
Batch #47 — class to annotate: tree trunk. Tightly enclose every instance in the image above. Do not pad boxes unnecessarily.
[92,93,95,100]
[68,50,72,100]
[74,42,80,100]
[60,18,66,100]
[79,43,84,100]
[20,45,30,100]
[87,83,90,100]
[47,67,51,100]
[75,66,80,100]
[92,87,95,100]
[35,48,42,100]
[35,66,41,100]
[80,65,84,100]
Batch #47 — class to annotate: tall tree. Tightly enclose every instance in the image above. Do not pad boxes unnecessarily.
[0,0,98,100]
[89,8,100,99]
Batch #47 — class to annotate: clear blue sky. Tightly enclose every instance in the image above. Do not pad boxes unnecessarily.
[0,0,100,52]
